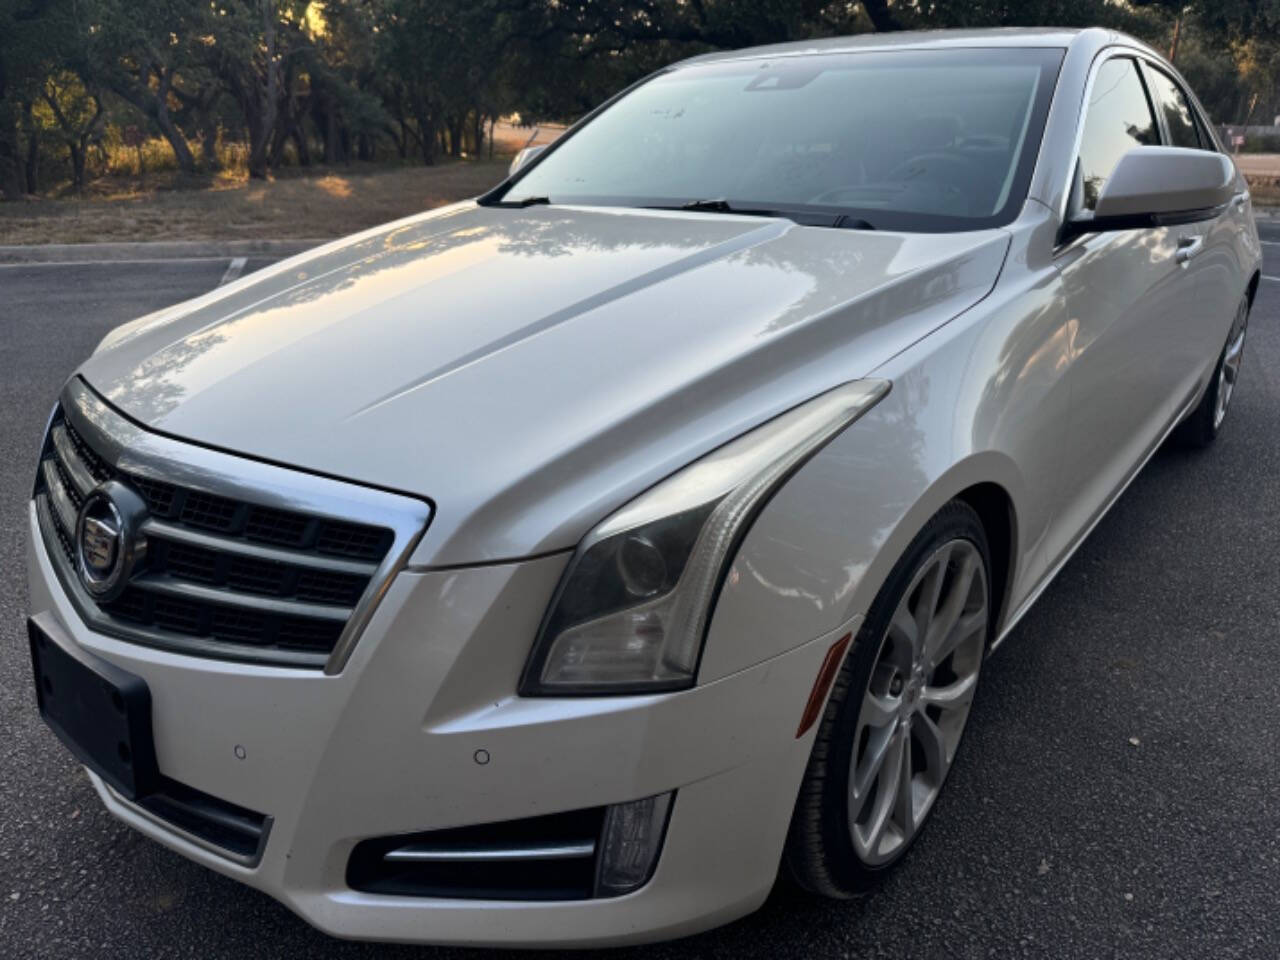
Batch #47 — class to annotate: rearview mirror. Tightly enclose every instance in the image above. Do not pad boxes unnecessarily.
[1069,146,1236,236]
[508,144,547,177]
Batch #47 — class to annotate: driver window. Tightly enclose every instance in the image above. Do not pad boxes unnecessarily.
[1075,57,1159,212]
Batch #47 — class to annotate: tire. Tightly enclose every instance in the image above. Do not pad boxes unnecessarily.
[1175,293,1250,449]
[785,500,992,898]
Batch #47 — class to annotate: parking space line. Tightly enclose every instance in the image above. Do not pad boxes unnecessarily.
[1263,275,1280,283]
[219,256,248,286]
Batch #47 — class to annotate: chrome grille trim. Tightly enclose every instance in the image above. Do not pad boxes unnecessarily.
[34,378,432,672]
[41,458,80,535]
[139,518,379,576]
[383,841,597,863]
[133,574,353,621]
[50,424,97,497]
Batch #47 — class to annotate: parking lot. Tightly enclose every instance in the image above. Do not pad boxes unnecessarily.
[1,224,1278,959]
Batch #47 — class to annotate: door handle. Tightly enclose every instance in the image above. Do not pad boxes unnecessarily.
[1175,235,1204,264]
[1233,192,1249,210]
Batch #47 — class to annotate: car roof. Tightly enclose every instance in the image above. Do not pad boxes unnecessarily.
[672,26,1154,69]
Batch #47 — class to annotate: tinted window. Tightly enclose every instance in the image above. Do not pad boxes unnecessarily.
[1076,58,1158,211]
[1145,67,1202,149]
[501,48,1065,232]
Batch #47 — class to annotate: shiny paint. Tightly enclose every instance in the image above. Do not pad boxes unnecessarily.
[27,26,1264,946]
[80,205,1010,568]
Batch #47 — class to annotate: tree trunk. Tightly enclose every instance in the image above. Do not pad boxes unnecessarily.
[862,0,900,32]
[70,143,86,192]
[153,70,197,174]
[472,111,484,158]
[200,118,220,172]
[412,106,435,165]
[0,98,24,200]
[247,3,280,179]
[268,110,291,167]
[247,124,270,179]
[291,123,311,166]
[22,100,38,194]
[324,103,343,164]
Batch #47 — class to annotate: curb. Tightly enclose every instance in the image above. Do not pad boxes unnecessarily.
[0,239,328,265]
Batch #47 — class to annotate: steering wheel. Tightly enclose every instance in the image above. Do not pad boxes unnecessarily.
[883,151,985,199]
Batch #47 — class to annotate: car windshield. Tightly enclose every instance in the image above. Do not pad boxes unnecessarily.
[498,47,1065,232]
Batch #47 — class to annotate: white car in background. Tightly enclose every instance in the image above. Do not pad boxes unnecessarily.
[27,26,1260,947]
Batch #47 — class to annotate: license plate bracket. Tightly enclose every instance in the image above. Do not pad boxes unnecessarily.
[29,617,159,800]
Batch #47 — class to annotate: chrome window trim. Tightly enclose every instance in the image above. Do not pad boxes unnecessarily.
[47,378,432,674]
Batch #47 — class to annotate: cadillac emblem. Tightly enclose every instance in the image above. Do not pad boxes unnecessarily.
[75,480,148,601]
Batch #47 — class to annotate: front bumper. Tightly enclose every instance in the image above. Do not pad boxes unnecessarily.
[27,502,842,947]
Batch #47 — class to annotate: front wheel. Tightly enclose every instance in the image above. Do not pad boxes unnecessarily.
[785,501,991,897]
[1175,293,1250,448]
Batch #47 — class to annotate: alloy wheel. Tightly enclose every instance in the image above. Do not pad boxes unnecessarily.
[1214,299,1249,430]
[847,538,988,865]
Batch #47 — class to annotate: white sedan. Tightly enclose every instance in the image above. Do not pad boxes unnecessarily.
[26,26,1261,947]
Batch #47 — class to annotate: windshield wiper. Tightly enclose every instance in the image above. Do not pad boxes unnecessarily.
[832,215,876,230]
[486,195,552,208]
[680,198,738,213]
[647,198,874,230]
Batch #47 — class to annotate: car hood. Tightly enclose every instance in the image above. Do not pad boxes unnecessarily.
[80,202,1009,566]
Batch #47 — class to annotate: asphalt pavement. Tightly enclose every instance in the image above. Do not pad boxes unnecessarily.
[1,228,1279,959]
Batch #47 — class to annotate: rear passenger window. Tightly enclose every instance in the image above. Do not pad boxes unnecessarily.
[1075,58,1158,211]
[1145,67,1202,149]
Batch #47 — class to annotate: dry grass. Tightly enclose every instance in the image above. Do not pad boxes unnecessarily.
[4,133,1273,245]
[1247,177,1280,208]
[0,159,511,245]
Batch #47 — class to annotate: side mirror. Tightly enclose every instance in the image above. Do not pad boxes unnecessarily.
[1071,146,1235,235]
[508,144,547,177]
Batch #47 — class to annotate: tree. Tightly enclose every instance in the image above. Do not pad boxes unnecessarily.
[37,69,103,189]
[206,0,313,179]
[0,0,66,199]
[82,0,210,174]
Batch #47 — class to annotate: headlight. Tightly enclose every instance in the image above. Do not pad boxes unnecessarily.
[520,379,890,695]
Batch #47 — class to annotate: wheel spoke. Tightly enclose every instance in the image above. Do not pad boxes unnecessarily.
[889,604,919,655]
[924,550,979,666]
[912,548,949,643]
[856,725,905,857]
[921,670,978,712]
[926,606,986,671]
[859,690,897,730]
[892,723,916,837]
[914,710,949,777]
[851,722,895,801]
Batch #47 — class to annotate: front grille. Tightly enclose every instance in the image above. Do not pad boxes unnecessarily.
[32,381,429,669]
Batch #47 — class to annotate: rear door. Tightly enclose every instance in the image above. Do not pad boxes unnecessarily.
[1052,56,1191,552]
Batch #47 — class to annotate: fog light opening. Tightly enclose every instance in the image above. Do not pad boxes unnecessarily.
[594,791,674,897]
